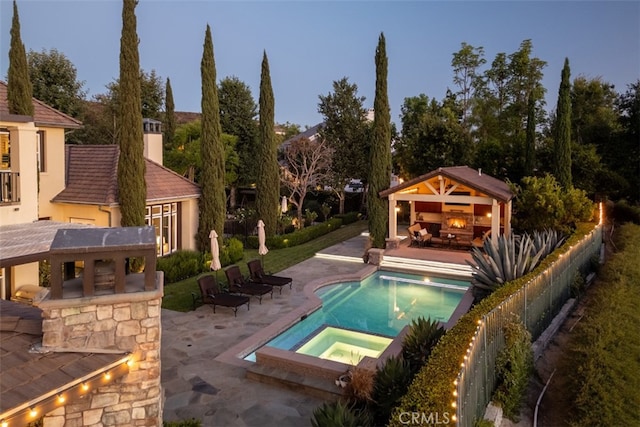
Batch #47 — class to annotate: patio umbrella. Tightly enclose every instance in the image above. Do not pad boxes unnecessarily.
[281,196,288,214]
[257,219,268,267]
[209,230,222,280]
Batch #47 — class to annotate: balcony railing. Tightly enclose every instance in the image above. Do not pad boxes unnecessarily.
[0,171,20,204]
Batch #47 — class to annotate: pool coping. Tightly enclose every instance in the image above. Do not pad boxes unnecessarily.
[215,264,474,376]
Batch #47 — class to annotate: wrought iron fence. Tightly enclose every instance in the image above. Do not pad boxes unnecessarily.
[455,224,603,426]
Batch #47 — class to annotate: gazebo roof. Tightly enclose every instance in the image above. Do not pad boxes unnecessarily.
[380,166,514,203]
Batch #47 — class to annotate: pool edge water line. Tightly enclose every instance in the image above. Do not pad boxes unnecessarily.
[214,264,379,369]
[215,263,474,371]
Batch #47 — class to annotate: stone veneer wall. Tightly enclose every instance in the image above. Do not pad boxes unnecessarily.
[38,277,163,427]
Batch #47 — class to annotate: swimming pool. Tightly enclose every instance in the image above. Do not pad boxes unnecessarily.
[245,270,469,363]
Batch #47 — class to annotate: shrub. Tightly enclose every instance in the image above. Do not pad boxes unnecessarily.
[224,237,244,264]
[334,211,361,225]
[245,218,344,249]
[492,314,533,421]
[372,356,413,424]
[157,250,203,283]
[402,316,446,375]
[611,199,640,224]
[344,366,375,405]
[311,401,370,427]
[511,174,594,233]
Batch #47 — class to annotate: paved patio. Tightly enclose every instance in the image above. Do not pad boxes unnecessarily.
[161,230,473,426]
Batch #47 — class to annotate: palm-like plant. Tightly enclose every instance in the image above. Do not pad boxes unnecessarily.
[372,356,413,424]
[402,316,446,375]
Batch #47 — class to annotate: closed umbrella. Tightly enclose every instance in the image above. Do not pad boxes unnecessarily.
[257,220,268,267]
[209,230,221,279]
[281,196,288,214]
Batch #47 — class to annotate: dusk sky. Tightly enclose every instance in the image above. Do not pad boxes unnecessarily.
[1,1,638,128]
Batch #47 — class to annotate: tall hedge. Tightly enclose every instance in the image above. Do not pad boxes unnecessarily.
[368,33,391,248]
[117,0,146,227]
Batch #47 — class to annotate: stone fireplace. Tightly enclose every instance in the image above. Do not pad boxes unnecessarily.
[441,212,473,240]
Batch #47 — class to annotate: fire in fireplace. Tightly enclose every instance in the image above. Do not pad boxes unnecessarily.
[448,217,467,229]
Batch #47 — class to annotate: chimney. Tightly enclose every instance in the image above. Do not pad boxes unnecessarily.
[143,118,163,165]
[478,168,482,176]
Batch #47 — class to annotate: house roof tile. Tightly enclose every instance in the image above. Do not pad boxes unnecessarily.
[52,145,200,205]
[380,166,514,202]
[0,81,82,129]
[0,300,124,420]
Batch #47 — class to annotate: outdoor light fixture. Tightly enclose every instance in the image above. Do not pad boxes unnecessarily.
[1,420,7,427]
[104,372,111,381]
[81,383,89,391]
[57,394,65,404]
[29,408,37,418]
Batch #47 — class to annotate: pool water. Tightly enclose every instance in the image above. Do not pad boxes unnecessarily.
[244,270,469,363]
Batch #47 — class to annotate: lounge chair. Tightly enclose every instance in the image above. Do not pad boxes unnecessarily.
[247,259,293,294]
[224,265,273,304]
[192,274,250,316]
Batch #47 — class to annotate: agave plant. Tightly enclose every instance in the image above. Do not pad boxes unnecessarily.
[311,401,371,427]
[372,356,413,424]
[402,316,446,374]
[467,229,567,300]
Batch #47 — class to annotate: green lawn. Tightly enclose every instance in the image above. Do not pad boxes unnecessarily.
[161,220,369,312]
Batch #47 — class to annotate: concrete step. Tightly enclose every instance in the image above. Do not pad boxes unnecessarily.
[246,363,343,401]
[381,256,473,278]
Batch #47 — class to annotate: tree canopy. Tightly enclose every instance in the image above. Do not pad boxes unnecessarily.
[318,77,369,213]
[27,48,86,118]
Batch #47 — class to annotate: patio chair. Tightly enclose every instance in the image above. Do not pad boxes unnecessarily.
[192,274,250,316]
[247,258,293,294]
[407,223,422,247]
[472,230,492,249]
[224,265,274,304]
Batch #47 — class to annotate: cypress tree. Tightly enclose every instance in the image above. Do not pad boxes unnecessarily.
[164,77,176,150]
[256,51,279,237]
[367,33,392,249]
[7,0,33,116]
[117,0,146,227]
[197,24,226,252]
[524,94,536,176]
[554,57,572,188]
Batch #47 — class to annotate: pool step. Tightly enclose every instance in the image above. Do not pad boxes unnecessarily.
[246,363,342,401]
[381,256,473,278]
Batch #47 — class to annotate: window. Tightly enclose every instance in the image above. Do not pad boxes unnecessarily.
[36,131,46,172]
[145,202,179,256]
[0,130,9,169]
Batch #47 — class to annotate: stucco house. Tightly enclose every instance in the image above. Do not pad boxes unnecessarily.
[0,81,200,299]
